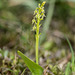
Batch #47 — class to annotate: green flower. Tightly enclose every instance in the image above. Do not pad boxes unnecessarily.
[32,1,46,31]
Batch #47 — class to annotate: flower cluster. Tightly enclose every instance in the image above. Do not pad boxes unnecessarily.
[32,1,46,31]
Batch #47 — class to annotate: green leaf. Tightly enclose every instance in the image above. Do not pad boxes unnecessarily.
[18,51,43,75]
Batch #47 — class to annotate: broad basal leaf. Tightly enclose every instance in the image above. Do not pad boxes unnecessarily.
[18,51,43,75]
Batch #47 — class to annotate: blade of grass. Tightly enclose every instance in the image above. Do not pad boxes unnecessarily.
[21,67,27,75]
[66,37,75,71]
[65,62,71,75]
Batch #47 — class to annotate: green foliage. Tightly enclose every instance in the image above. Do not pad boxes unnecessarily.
[66,37,75,71]
[49,65,64,75]
[70,7,75,16]
[21,68,26,75]
[0,0,74,75]
[65,62,71,75]
[0,0,8,10]
[65,37,75,75]
[0,49,8,58]
[0,49,21,75]
[55,1,69,20]
[18,51,43,75]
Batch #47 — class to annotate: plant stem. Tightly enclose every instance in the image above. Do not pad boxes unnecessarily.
[36,14,40,64]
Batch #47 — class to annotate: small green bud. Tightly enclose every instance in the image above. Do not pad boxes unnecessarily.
[41,1,46,7]
[33,25,36,31]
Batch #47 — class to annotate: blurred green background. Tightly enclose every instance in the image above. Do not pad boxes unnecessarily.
[0,0,75,74]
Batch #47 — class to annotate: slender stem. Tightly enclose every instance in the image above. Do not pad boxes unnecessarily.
[36,14,40,64]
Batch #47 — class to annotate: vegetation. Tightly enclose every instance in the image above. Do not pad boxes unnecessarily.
[18,2,45,75]
[65,37,75,75]
[0,0,75,75]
